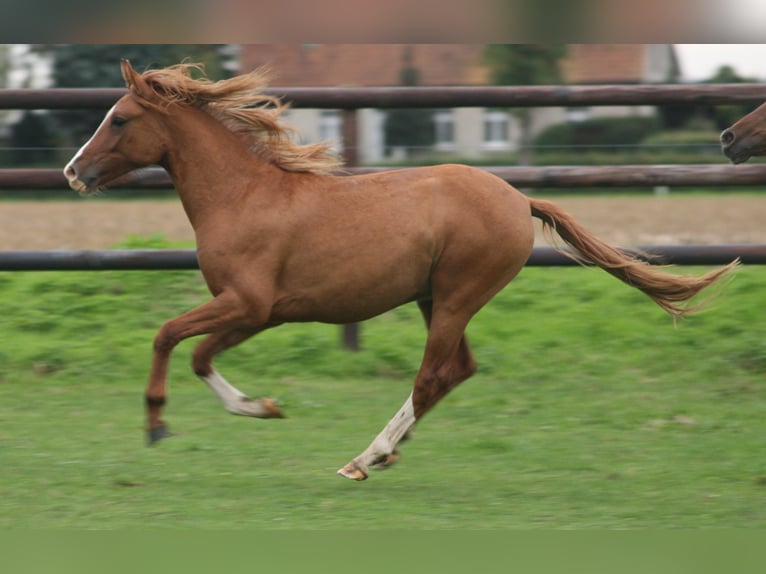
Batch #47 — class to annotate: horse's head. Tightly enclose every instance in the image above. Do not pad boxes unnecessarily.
[720,100,766,164]
[64,60,170,195]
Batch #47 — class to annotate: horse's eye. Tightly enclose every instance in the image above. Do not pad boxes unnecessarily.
[111,116,128,128]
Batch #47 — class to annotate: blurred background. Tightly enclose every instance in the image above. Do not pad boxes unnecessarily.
[3,43,765,250]
[2,43,765,170]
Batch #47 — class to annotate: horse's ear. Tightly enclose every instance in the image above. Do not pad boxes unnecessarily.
[120,59,138,89]
[120,59,154,101]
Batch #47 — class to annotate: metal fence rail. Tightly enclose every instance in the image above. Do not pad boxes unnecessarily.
[0,245,759,272]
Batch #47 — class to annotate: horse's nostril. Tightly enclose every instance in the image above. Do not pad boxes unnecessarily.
[720,129,735,146]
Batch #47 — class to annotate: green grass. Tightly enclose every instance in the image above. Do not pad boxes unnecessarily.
[1,246,765,529]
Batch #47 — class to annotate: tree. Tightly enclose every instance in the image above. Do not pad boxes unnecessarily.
[483,45,567,165]
[703,65,757,131]
[383,46,434,158]
[0,45,13,132]
[35,44,235,144]
[0,45,10,88]
[659,65,756,132]
[10,111,55,165]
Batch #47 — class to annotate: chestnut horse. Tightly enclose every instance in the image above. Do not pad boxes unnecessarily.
[65,61,736,480]
[721,99,766,163]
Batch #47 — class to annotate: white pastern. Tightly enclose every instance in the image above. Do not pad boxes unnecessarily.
[201,368,277,418]
[202,368,251,410]
[364,393,416,462]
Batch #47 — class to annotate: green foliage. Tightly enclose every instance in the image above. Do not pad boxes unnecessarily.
[383,46,435,154]
[384,109,435,151]
[641,129,723,146]
[482,45,568,165]
[527,123,729,167]
[0,45,10,88]
[0,237,763,528]
[9,111,57,165]
[659,64,758,131]
[36,44,234,144]
[534,115,661,148]
[482,44,566,86]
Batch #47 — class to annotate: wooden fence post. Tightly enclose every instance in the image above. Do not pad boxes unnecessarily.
[341,108,361,351]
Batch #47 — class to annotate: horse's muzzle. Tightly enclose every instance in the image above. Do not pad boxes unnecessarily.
[63,162,96,194]
[720,128,751,164]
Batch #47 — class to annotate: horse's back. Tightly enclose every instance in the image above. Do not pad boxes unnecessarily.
[349,163,532,234]
[349,163,535,264]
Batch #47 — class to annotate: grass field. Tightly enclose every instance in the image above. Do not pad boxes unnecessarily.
[1,245,765,529]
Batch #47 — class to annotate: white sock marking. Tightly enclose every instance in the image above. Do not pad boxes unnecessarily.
[200,369,283,419]
[357,393,416,467]
[202,368,246,404]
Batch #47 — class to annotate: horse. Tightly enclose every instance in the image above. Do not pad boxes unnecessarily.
[721,99,766,163]
[65,60,737,480]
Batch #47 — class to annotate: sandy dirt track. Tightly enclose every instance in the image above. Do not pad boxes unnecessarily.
[0,195,764,250]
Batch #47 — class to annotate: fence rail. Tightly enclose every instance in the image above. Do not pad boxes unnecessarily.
[4,164,766,191]
[2,83,766,110]
[0,245,759,272]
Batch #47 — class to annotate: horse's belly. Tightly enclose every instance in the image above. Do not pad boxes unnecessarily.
[270,249,432,323]
[272,289,422,324]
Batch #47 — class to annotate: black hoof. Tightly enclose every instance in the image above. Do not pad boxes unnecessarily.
[147,425,173,445]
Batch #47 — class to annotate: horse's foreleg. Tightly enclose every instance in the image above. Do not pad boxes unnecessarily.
[338,310,476,480]
[145,292,251,444]
[191,327,285,419]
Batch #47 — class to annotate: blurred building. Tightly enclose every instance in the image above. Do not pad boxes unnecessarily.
[240,44,680,163]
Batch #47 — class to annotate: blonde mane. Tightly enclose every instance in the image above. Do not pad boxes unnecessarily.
[135,64,344,175]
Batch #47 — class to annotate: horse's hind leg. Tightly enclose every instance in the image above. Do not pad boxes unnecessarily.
[191,326,284,419]
[371,299,473,472]
[338,307,477,480]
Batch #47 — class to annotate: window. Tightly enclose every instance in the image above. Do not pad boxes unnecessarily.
[566,107,591,123]
[434,110,455,150]
[319,110,343,153]
[482,110,510,149]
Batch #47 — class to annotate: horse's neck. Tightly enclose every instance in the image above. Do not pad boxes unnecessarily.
[160,110,275,229]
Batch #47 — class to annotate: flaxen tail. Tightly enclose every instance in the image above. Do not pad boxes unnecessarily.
[528,198,738,318]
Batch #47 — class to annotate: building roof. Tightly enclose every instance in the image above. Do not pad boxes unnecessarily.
[240,44,488,87]
[560,44,650,84]
[240,44,678,87]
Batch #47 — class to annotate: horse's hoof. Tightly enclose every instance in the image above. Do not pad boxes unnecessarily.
[337,462,369,481]
[261,397,286,419]
[147,425,173,445]
[233,397,286,419]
